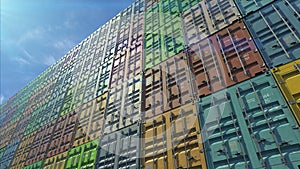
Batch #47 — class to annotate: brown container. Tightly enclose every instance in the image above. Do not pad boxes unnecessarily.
[188,21,267,98]
[47,111,78,158]
[73,93,107,147]
[25,120,57,165]
[43,151,68,169]
[144,52,194,119]
[10,131,36,169]
[142,103,207,169]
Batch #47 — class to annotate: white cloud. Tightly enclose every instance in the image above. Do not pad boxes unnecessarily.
[15,57,30,65]
[53,39,74,50]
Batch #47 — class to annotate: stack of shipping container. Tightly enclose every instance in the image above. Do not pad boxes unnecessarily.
[1,0,300,168]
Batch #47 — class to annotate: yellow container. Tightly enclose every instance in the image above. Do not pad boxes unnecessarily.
[43,151,68,169]
[141,103,207,169]
[272,60,300,124]
[10,131,36,169]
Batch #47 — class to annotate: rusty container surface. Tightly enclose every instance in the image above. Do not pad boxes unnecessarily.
[142,103,207,169]
[47,111,78,158]
[73,93,107,147]
[25,120,57,165]
[9,132,36,169]
[144,52,194,119]
[188,21,267,98]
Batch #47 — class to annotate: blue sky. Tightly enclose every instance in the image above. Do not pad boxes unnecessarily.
[0,0,135,104]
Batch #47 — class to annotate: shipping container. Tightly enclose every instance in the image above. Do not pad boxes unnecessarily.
[23,160,44,169]
[244,0,300,68]
[0,122,17,149]
[142,103,207,169]
[0,140,20,169]
[24,103,48,136]
[182,0,241,45]
[47,110,78,158]
[198,72,300,169]
[188,20,267,98]
[96,61,113,97]
[65,140,98,169]
[144,52,194,119]
[43,152,68,169]
[111,40,143,89]
[73,93,107,147]
[25,120,57,165]
[10,112,32,144]
[271,59,300,125]
[144,0,185,69]
[10,131,36,169]
[234,0,275,16]
[104,75,143,134]
[95,123,141,169]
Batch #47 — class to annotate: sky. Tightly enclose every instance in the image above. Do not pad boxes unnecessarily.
[0,0,135,104]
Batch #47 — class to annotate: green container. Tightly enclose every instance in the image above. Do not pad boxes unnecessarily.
[23,160,43,169]
[65,140,98,169]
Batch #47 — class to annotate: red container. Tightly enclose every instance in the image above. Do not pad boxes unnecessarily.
[25,120,56,165]
[188,21,267,97]
[47,111,78,158]
[144,52,194,119]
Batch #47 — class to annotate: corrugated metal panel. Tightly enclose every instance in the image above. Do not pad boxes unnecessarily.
[0,122,17,149]
[189,21,267,98]
[182,0,241,45]
[234,0,275,16]
[10,131,36,169]
[25,120,57,165]
[0,140,20,169]
[144,52,194,119]
[244,0,300,67]
[144,0,185,69]
[10,112,32,143]
[95,123,141,169]
[104,75,143,134]
[142,103,207,169]
[43,152,68,169]
[23,160,44,169]
[272,59,300,125]
[198,73,300,169]
[73,93,107,147]
[47,111,78,158]
[65,140,98,169]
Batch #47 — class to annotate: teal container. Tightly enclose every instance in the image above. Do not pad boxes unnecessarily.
[244,0,300,68]
[234,0,275,16]
[198,72,300,169]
